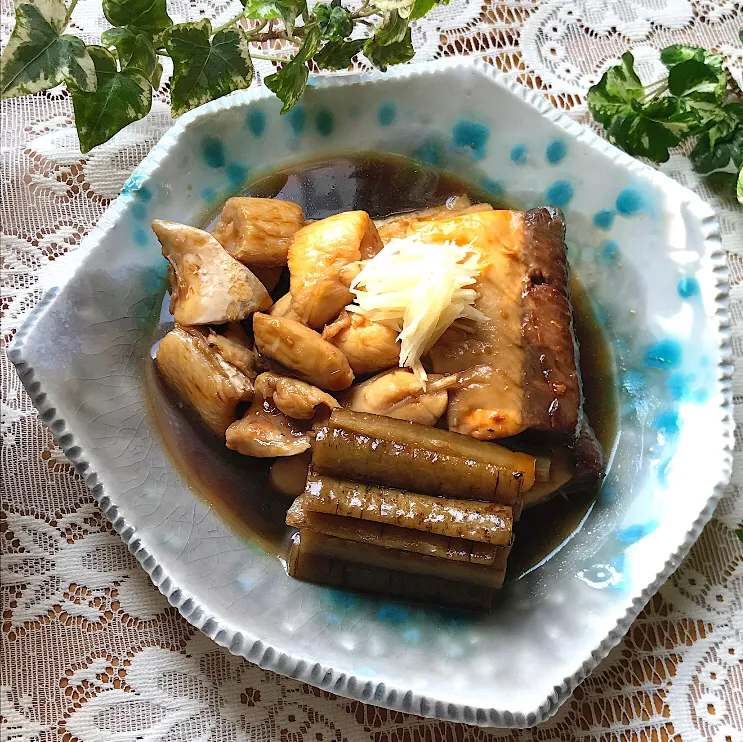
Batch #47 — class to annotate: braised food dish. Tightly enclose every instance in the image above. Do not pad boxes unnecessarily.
[151,182,605,612]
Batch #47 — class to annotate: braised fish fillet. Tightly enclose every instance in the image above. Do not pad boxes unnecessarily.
[389,207,581,439]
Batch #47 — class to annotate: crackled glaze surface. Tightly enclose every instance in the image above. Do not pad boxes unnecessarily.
[8,59,732,727]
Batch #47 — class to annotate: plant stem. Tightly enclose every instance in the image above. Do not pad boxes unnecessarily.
[352,8,378,18]
[250,52,291,62]
[64,0,79,25]
[640,79,668,102]
[249,29,299,42]
[213,10,247,34]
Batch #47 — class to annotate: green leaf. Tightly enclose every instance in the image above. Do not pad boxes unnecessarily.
[160,20,254,118]
[660,44,723,71]
[373,0,415,14]
[265,59,308,114]
[409,0,449,20]
[605,97,700,161]
[736,527,743,543]
[587,52,645,128]
[314,38,364,70]
[100,27,161,87]
[702,103,743,149]
[691,126,743,176]
[373,10,409,45]
[102,0,172,34]
[1,0,96,98]
[314,3,353,39]
[668,58,726,101]
[264,25,321,113]
[607,117,680,163]
[363,12,414,71]
[70,46,152,152]
[241,0,305,35]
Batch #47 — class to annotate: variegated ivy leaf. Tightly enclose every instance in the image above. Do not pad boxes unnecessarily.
[1,0,96,98]
[408,0,449,20]
[363,11,414,71]
[315,39,365,70]
[70,46,152,152]
[264,24,321,113]
[102,0,172,34]
[160,20,254,118]
[373,0,416,18]
[241,0,305,36]
[101,27,162,88]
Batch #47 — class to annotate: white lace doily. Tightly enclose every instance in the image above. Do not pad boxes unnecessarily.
[1,1,742,740]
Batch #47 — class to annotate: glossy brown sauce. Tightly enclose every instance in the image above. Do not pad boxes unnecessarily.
[144,153,618,578]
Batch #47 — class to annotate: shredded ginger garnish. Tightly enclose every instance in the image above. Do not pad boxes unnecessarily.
[347,236,488,383]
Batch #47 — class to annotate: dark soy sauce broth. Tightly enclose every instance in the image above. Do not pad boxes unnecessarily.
[145,153,619,578]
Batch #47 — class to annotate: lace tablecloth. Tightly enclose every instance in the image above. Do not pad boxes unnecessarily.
[2,1,743,740]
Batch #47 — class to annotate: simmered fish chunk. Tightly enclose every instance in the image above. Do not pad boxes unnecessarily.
[156,326,253,436]
[288,211,383,328]
[153,220,271,326]
[212,197,304,266]
[341,368,447,427]
[322,310,399,375]
[253,313,354,391]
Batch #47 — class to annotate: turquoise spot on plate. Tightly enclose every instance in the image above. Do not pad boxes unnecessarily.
[226,163,249,188]
[287,107,306,136]
[201,187,218,205]
[402,628,420,643]
[667,372,694,401]
[201,137,225,168]
[131,203,147,220]
[616,186,645,215]
[700,355,710,367]
[412,140,444,166]
[654,410,680,435]
[599,484,617,504]
[377,102,396,126]
[693,387,710,404]
[617,520,659,544]
[593,209,615,230]
[377,603,409,623]
[121,173,146,197]
[545,180,574,208]
[601,240,619,263]
[481,177,504,198]
[510,144,527,165]
[643,339,682,369]
[677,277,700,298]
[246,109,266,137]
[545,138,567,164]
[657,455,673,486]
[135,184,152,203]
[315,108,335,137]
[452,120,489,161]
[141,262,166,294]
[133,227,149,247]
[323,588,359,610]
